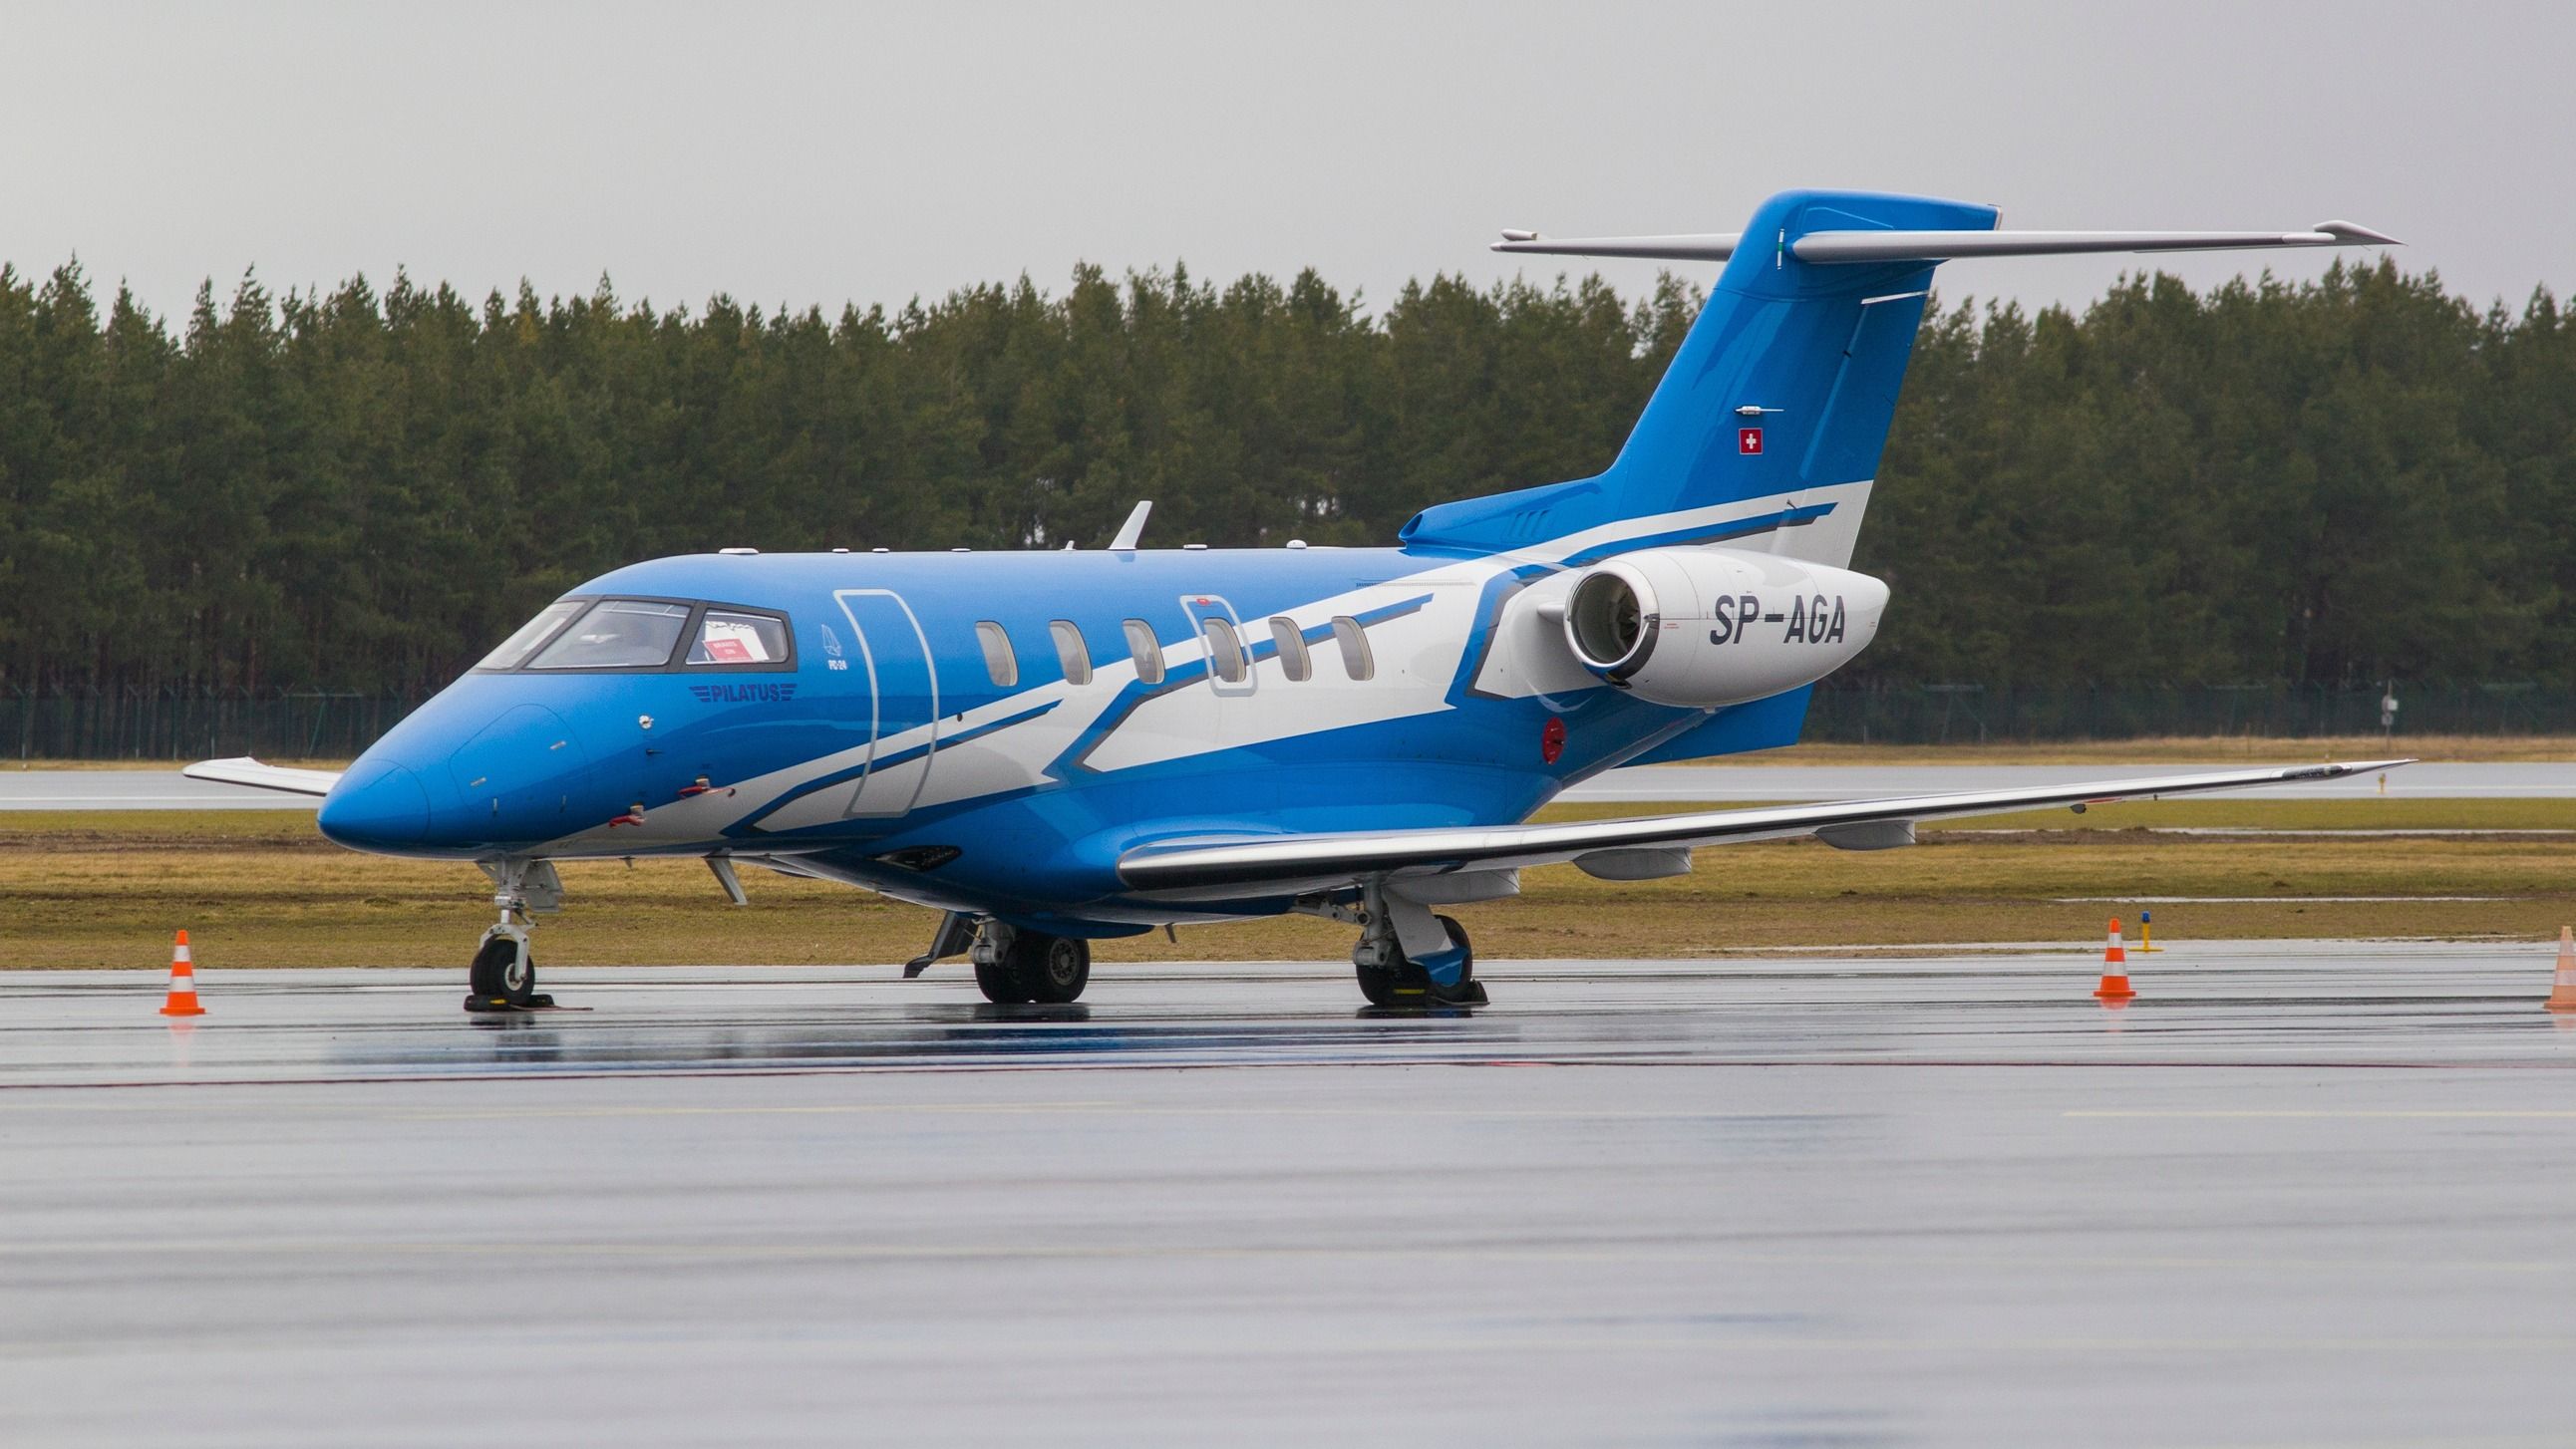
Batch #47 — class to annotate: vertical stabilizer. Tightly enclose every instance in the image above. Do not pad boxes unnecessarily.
[1401,189,1997,564]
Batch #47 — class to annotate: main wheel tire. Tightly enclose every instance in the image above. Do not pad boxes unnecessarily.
[1016,934,1091,1004]
[469,935,534,1007]
[973,953,1034,1005]
[1356,917,1475,1009]
[1427,914,1484,1005]
[1435,915,1474,983]
[1355,961,1417,1008]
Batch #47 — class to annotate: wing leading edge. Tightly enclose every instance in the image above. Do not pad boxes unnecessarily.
[182,756,345,797]
[1117,759,2413,901]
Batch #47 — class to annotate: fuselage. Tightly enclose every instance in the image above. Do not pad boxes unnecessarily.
[315,486,1867,936]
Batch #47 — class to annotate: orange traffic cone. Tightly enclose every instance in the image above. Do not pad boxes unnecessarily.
[159,931,204,1016]
[2093,917,2135,1003]
[2546,927,2576,1013]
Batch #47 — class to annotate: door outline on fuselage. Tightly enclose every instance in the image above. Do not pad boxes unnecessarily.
[833,589,940,817]
[1178,594,1257,698]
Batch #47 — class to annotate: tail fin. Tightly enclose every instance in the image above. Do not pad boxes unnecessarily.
[1402,189,1994,566]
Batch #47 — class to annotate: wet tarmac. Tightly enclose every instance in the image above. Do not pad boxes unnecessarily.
[0,769,321,809]
[8,944,2576,1445]
[4,758,2567,810]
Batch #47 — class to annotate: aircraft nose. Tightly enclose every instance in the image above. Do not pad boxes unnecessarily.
[316,760,434,850]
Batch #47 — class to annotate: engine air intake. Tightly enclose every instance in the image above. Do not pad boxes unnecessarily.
[1557,546,1890,709]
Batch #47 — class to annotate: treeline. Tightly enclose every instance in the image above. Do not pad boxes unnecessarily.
[0,254,2567,695]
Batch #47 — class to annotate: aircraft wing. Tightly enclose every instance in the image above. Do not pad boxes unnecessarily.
[1117,759,2412,900]
[182,756,345,797]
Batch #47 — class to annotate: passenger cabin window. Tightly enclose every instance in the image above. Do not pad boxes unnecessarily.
[526,600,693,671]
[688,610,790,667]
[478,599,586,671]
[1051,620,1091,686]
[1331,616,1374,681]
[975,621,1018,688]
[1268,617,1310,682]
[1123,619,1164,685]
[1202,617,1247,684]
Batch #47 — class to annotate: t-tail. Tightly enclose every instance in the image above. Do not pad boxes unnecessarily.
[1402,188,2400,566]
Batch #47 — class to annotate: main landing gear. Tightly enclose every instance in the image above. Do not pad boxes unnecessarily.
[466,858,564,1013]
[969,921,1092,1005]
[1354,913,1483,1009]
[1333,881,1487,1009]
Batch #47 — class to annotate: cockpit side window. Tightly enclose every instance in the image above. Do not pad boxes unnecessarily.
[688,609,793,668]
[476,599,588,672]
[525,600,694,671]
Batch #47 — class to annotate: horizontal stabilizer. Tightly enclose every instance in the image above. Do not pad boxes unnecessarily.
[1120,759,2413,900]
[182,756,344,797]
[1492,231,1744,262]
[1494,221,2399,265]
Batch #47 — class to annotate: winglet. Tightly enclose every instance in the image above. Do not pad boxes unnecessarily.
[1109,500,1152,551]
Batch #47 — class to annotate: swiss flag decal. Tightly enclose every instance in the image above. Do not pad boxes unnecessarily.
[1738,427,1764,455]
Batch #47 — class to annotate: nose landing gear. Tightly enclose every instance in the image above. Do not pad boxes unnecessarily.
[467,858,563,1013]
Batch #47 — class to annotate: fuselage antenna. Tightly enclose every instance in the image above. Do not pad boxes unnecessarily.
[1110,500,1152,552]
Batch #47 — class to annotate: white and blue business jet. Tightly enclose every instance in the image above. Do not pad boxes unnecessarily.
[190,189,2408,1011]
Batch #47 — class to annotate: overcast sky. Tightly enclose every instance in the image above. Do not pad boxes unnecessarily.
[4,1,2567,325]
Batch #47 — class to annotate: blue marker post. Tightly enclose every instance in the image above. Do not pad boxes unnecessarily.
[2139,909,2160,954]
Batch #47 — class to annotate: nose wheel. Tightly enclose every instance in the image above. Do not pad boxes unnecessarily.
[468,928,551,1011]
[466,858,563,1013]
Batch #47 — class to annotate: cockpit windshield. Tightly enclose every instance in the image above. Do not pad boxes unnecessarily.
[525,600,695,670]
[476,597,797,673]
[474,599,587,672]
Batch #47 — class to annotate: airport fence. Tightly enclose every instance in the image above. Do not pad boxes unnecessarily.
[5,682,2576,761]
[0,688,426,763]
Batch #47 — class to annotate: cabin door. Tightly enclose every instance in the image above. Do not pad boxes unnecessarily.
[833,589,941,817]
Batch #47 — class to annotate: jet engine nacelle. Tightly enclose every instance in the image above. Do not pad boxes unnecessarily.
[1560,547,1890,708]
